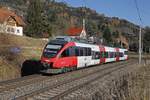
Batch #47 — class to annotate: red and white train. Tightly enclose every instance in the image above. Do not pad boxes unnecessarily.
[41,36,128,73]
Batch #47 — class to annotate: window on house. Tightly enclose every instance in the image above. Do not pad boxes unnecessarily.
[17,29,20,33]
[7,27,10,32]
[11,28,14,32]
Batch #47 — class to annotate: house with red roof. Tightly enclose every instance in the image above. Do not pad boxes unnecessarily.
[66,19,87,39]
[0,7,25,36]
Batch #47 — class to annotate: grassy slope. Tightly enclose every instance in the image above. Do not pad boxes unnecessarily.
[124,62,150,100]
[0,33,47,81]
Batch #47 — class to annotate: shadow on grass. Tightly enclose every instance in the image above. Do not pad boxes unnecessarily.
[21,60,43,76]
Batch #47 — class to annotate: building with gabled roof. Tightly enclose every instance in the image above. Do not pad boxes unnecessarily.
[66,19,87,39]
[0,7,25,36]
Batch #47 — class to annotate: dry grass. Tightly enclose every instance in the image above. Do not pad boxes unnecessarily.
[89,63,150,100]
[129,52,150,59]
[110,64,150,100]
[0,33,47,81]
[0,33,47,47]
[124,64,150,100]
[0,57,20,81]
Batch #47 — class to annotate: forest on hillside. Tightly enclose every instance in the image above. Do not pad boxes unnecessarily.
[0,0,150,51]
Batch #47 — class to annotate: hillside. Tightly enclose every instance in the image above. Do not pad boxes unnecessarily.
[0,33,47,81]
[0,0,140,46]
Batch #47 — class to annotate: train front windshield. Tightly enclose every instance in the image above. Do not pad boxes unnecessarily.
[43,44,62,58]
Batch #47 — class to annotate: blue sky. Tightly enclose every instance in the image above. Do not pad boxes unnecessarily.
[57,0,150,27]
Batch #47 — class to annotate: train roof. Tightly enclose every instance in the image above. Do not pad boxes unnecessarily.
[48,39,68,45]
[49,36,127,50]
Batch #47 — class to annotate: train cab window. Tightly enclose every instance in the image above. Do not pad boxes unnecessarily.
[43,44,62,58]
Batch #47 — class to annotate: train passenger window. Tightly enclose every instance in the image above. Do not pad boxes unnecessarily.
[75,47,80,56]
[92,51,100,59]
[105,52,109,58]
[116,52,119,57]
[61,49,69,57]
[61,47,75,57]
[114,52,116,57]
[119,52,123,57]
[95,52,100,59]
[88,48,91,56]
[69,47,75,56]
[92,51,95,59]
[100,52,105,58]
[85,48,88,56]
[79,48,84,56]
[109,52,114,58]
[83,47,87,56]
[124,51,128,55]
[112,52,115,58]
[84,48,91,56]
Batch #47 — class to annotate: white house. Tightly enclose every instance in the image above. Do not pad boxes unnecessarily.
[0,7,25,36]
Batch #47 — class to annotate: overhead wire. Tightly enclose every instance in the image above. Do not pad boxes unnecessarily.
[134,0,144,64]
[134,0,143,25]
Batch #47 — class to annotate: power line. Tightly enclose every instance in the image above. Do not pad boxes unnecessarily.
[134,0,143,64]
[134,0,143,25]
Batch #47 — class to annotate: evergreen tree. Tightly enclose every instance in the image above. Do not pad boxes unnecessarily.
[112,31,119,38]
[103,27,112,44]
[25,0,44,37]
[144,27,150,47]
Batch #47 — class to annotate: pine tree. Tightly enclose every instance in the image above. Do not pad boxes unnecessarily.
[25,0,44,37]
[144,27,150,47]
[103,27,112,44]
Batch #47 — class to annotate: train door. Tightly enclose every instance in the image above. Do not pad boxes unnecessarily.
[76,47,86,68]
[100,46,106,63]
[92,51,100,65]
[115,48,120,61]
[76,47,92,68]
[84,48,92,67]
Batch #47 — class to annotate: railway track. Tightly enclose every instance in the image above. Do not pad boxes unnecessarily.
[0,60,136,100]
[18,60,136,100]
[0,75,45,91]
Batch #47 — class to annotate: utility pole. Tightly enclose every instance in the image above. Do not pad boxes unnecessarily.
[139,26,142,64]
